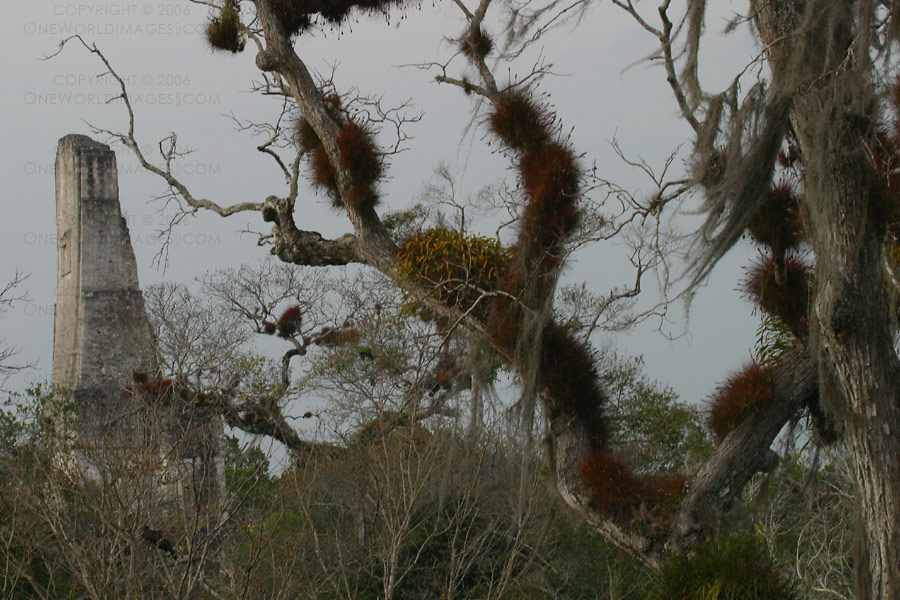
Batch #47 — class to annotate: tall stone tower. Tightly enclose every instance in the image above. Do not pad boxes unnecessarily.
[51,134,224,542]
[52,135,158,415]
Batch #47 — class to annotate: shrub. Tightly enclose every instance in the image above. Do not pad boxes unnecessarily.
[645,534,799,600]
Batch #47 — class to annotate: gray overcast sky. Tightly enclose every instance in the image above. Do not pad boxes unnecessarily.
[1,0,762,411]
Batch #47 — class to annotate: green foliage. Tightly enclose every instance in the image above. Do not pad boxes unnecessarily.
[395,228,509,314]
[205,0,245,53]
[602,355,712,474]
[1,383,64,461]
[2,552,79,600]
[358,501,516,599]
[224,435,273,501]
[645,534,800,600]
[749,447,855,599]
[0,391,79,600]
[0,359,844,599]
[753,315,794,366]
[535,516,651,599]
[0,398,32,458]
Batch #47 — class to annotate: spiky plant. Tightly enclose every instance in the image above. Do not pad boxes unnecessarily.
[460,26,493,61]
[746,180,804,252]
[205,0,245,53]
[580,450,689,520]
[268,0,313,35]
[740,254,811,334]
[276,306,302,337]
[395,228,509,315]
[645,534,799,600]
[296,93,383,209]
[707,361,774,442]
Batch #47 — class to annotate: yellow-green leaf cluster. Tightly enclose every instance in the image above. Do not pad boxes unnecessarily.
[395,228,509,314]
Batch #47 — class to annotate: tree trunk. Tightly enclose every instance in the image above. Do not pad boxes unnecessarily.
[788,124,900,596]
[753,1,900,596]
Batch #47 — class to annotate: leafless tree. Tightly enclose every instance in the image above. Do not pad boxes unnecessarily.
[140,260,605,599]
[0,389,233,599]
[0,271,35,390]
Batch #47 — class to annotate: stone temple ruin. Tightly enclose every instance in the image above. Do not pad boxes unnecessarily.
[50,134,224,545]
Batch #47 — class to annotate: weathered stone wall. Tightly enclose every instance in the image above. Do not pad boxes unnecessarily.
[51,134,224,546]
[53,134,157,391]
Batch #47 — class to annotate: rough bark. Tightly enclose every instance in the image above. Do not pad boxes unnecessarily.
[254,0,398,272]
[668,348,815,552]
[262,195,360,266]
[545,346,816,565]
[753,1,900,596]
[547,410,657,560]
